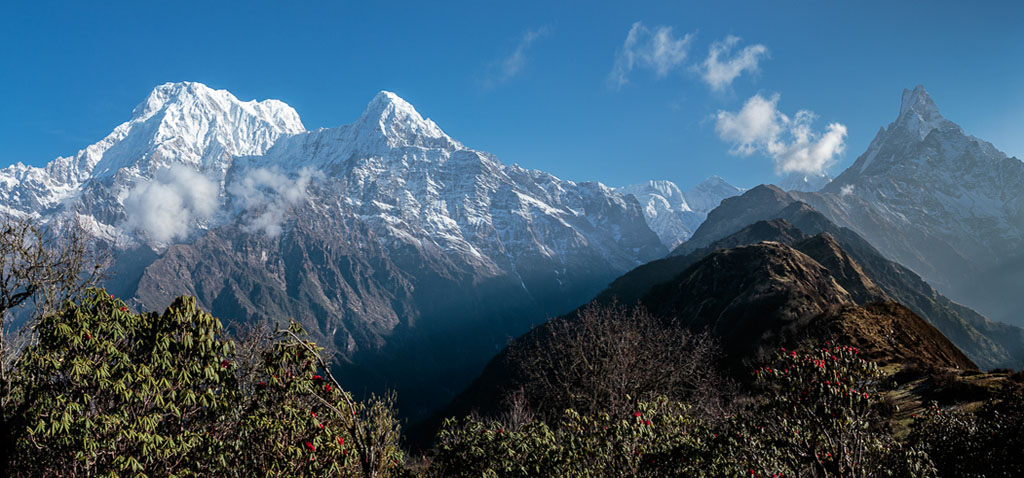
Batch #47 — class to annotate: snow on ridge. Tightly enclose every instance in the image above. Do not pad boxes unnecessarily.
[0,83,666,276]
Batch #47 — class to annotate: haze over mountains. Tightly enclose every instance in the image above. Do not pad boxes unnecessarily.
[2,81,1023,422]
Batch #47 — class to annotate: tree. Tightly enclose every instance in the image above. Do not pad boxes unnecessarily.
[508,302,732,422]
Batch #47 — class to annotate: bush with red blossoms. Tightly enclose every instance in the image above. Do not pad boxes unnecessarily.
[721,344,935,478]
[1,290,407,478]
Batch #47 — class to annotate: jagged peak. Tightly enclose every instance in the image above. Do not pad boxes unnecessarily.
[355,90,456,148]
[899,85,941,119]
[893,85,959,140]
[130,81,304,130]
[364,90,419,117]
[620,180,684,199]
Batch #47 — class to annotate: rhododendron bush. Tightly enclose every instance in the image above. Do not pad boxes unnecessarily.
[1,289,405,477]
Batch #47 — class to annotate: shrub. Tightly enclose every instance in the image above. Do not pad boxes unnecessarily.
[909,389,1024,477]
[3,289,405,477]
[723,344,935,477]
[429,398,716,477]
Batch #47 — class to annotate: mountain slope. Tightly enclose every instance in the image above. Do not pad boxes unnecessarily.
[444,237,975,426]
[643,241,973,370]
[656,186,1024,369]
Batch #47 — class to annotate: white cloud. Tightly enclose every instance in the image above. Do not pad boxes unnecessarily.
[715,93,847,176]
[840,184,855,197]
[699,35,769,91]
[608,22,694,89]
[123,165,219,243]
[483,27,549,88]
[228,167,319,237]
[714,93,785,155]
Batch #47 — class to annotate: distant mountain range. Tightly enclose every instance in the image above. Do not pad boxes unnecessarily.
[615,177,744,248]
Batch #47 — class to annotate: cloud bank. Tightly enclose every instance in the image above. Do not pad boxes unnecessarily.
[715,93,847,175]
[228,167,319,237]
[608,22,694,89]
[123,165,219,243]
[698,35,769,91]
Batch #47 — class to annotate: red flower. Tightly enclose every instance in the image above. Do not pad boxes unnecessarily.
[633,412,642,417]
[311,412,317,418]
[109,294,115,299]
[336,436,344,445]
[325,384,332,392]
[304,441,315,451]
[220,360,230,368]
[313,374,323,381]
[257,381,266,388]
[119,306,127,312]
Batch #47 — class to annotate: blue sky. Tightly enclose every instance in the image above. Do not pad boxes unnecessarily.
[2,0,1022,190]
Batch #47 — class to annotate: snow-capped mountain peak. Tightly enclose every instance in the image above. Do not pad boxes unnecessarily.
[0,81,306,227]
[894,85,959,140]
[130,81,303,133]
[617,176,744,248]
[86,81,305,180]
[354,90,460,150]
[804,85,1024,330]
